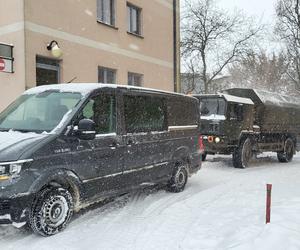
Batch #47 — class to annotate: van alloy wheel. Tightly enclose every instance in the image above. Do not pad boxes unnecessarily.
[277,138,294,163]
[168,164,188,193]
[29,187,74,236]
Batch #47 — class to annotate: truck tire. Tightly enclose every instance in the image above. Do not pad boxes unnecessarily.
[29,187,74,236]
[167,164,188,193]
[232,137,253,168]
[202,153,207,161]
[277,138,295,163]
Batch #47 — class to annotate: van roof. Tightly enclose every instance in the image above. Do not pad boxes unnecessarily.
[24,83,193,99]
[194,93,254,105]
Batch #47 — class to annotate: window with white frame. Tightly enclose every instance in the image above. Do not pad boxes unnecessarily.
[98,66,116,84]
[128,72,143,86]
[97,0,115,26]
[127,3,142,35]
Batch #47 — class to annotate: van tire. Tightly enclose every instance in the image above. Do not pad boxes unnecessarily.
[167,164,188,193]
[277,138,294,163]
[233,137,253,169]
[29,187,74,237]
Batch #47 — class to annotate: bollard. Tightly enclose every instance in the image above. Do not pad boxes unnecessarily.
[266,184,272,224]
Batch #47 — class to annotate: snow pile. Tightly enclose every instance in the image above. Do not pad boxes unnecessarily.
[1,154,300,249]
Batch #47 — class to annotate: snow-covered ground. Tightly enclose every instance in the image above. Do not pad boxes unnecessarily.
[1,153,300,250]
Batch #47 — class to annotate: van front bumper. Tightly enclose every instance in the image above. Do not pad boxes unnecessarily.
[0,194,34,226]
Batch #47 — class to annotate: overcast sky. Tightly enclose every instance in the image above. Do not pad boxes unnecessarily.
[218,0,278,24]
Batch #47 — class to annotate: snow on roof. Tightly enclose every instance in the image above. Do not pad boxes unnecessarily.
[24,83,112,96]
[253,89,300,106]
[222,94,254,105]
[24,83,191,98]
[198,93,254,105]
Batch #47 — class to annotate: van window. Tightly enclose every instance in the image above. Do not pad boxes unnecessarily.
[168,99,198,126]
[80,93,116,134]
[124,95,166,133]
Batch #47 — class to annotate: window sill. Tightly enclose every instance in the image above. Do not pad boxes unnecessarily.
[127,31,144,39]
[97,21,118,30]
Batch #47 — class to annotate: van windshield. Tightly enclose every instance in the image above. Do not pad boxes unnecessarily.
[200,98,226,120]
[0,91,82,133]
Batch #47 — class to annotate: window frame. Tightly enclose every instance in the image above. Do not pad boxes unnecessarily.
[98,66,117,84]
[36,56,61,86]
[97,0,116,27]
[127,2,142,36]
[128,72,143,87]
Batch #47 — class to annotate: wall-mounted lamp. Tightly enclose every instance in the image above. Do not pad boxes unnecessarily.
[47,40,63,58]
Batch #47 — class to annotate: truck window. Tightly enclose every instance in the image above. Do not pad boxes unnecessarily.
[229,104,244,121]
[200,98,226,119]
[80,93,116,134]
[124,95,167,133]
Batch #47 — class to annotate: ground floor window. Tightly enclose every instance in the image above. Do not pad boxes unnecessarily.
[36,56,60,86]
[128,72,143,86]
[98,66,116,84]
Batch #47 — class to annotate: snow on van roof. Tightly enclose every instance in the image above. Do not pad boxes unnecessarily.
[24,83,191,98]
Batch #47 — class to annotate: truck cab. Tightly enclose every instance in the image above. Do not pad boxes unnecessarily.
[194,94,254,159]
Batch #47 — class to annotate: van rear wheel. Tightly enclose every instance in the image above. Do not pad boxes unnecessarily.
[167,164,188,193]
[233,138,253,168]
[29,187,74,236]
[277,138,294,163]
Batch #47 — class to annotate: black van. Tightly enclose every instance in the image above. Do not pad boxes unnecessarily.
[0,84,202,236]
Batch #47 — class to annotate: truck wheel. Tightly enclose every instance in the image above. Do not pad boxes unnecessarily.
[29,187,74,236]
[202,153,207,161]
[233,138,252,169]
[167,164,188,193]
[277,138,294,163]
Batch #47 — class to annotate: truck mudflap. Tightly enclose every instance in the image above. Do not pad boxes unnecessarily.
[0,194,34,227]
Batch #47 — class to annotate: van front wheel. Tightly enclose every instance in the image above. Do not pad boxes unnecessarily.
[167,164,188,193]
[29,187,74,236]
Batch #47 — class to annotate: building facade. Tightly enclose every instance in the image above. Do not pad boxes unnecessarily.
[0,0,180,111]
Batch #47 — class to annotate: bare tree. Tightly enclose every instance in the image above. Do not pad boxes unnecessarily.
[228,50,292,93]
[181,0,263,94]
[275,0,300,91]
[181,57,202,94]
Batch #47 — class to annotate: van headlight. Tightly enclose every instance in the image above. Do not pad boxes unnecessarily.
[0,159,33,180]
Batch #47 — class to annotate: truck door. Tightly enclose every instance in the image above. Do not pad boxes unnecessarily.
[228,103,245,137]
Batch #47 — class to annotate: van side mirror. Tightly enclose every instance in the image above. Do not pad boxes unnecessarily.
[77,119,96,140]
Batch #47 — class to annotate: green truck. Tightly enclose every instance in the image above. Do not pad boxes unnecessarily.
[194,88,300,168]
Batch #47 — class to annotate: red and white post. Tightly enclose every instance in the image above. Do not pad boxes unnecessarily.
[266,184,272,224]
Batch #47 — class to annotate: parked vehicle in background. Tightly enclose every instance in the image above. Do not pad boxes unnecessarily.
[194,88,300,168]
[0,84,202,236]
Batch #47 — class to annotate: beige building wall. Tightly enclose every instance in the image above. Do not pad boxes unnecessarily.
[0,0,179,110]
[0,0,26,111]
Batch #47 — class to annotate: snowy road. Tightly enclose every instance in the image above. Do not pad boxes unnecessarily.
[1,154,300,250]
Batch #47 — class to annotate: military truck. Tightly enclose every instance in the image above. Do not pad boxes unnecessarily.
[194,88,300,168]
